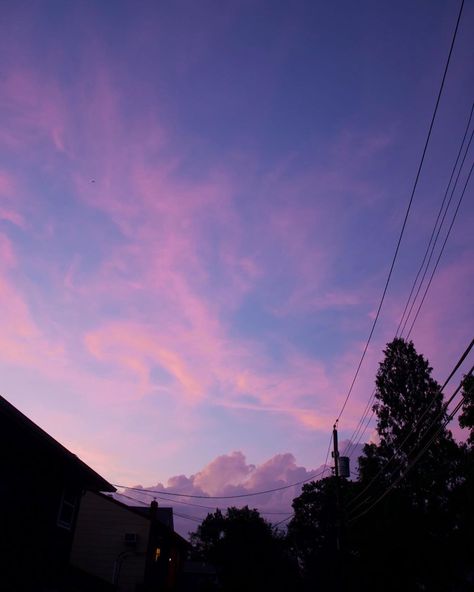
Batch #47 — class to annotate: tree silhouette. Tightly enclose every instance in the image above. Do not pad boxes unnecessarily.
[353,338,462,590]
[289,339,470,591]
[190,506,298,592]
[359,338,455,492]
[189,345,473,590]
[459,373,474,445]
[288,476,357,591]
[449,374,474,588]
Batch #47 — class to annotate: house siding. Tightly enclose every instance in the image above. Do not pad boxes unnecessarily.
[0,399,99,591]
[71,491,150,591]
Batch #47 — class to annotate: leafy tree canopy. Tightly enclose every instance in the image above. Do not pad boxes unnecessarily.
[358,338,457,497]
[459,373,474,446]
[190,506,298,592]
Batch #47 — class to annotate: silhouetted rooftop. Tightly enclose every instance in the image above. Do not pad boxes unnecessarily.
[0,394,115,492]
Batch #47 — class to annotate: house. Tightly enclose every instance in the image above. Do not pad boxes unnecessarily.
[0,394,116,591]
[70,491,190,591]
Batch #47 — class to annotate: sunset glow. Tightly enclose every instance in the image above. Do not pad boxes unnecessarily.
[1,1,473,526]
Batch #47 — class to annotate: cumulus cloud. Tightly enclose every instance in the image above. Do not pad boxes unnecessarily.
[115,446,365,537]
[1,4,472,522]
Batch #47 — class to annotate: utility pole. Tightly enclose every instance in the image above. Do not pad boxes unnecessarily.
[332,422,341,552]
[332,422,344,591]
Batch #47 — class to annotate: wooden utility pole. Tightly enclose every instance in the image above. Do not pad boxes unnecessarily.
[332,422,345,591]
[332,423,341,552]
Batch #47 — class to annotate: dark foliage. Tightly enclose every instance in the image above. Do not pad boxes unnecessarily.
[288,476,358,591]
[287,339,473,591]
[459,374,474,445]
[190,506,299,592]
[190,341,474,591]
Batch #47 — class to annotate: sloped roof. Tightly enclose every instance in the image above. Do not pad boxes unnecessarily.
[0,394,115,493]
[97,493,190,549]
[132,505,174,529]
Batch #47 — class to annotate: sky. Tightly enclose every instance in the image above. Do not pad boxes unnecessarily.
[1,1,473,533]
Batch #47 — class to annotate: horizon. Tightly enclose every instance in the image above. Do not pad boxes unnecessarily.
[1,0,473,535]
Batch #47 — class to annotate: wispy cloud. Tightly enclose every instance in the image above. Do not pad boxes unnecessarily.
[0,2,472,494]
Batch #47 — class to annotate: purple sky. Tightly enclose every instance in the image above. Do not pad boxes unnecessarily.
[1,1,473,530]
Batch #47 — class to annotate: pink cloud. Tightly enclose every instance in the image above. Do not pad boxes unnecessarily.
[115,445,362,536]
[83,313,346,431]
[193,452,254,495]
[84,323,204,402]
[117,450,325,530]
[403,252,474,384]
[0,31,469,451]
[0,207,24,228]
[0,68,69,155]
[0,64,410,442]
[0,170,25,228]
[0,234,50,365]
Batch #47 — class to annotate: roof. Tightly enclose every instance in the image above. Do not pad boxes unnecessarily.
[97,493,190,549]
[0,394,115,493]
[132,505,174,529]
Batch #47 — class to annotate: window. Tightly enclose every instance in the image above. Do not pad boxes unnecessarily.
[124,532,138,546]
[57,488,77,529]
[154,547,161,561]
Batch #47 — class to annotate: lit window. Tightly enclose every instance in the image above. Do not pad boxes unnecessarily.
[154,548,161,561]
[57,488,77,530]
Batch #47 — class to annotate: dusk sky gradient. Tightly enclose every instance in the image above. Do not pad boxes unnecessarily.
[1,1,473,531]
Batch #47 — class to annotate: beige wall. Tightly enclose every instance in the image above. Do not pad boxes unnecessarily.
[71,491,150,592]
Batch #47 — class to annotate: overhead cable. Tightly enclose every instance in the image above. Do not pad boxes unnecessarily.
[406,160,473,338]
[348,364,473,516]
[348,371,472,524]
[396,103,474,337]
[343,99,472,456]
[346,340,473,510]
[335,0,465,424]
[113,468,327,500]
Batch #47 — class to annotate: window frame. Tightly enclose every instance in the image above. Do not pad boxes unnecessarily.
[57,488,78,530]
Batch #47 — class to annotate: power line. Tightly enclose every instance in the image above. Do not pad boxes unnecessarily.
[346,408,375,462]
[344,328,472,462]
[396,103,474,337]
[349,393,465,522]
[346,339,474,510]
[117,488,290,515]
[115,492,205,524]
[113,469,327,501]
[381,371,470,492]
[273,514,294,528]
[270,440,334,527]
[343,100,472,457]
[348,349,473,512]
[439,338,474,392]
[117,491,219,511]
[174,511,203,524]
[340,292,471,476]
[342,140,472,458]
[348,371,471,524]
[116,490,296,527]
[119,489,223,510]
[113,492,210,523]
[402,128,473,337]
[321,432,334,477]
[406,159,473,338]
[348,363,473,516]
[335,0,465,424]
[342,389,376,457]
[341,135,471,460]
[116,492,148,506]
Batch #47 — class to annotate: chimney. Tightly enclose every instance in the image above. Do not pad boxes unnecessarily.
[150,499,158,519]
